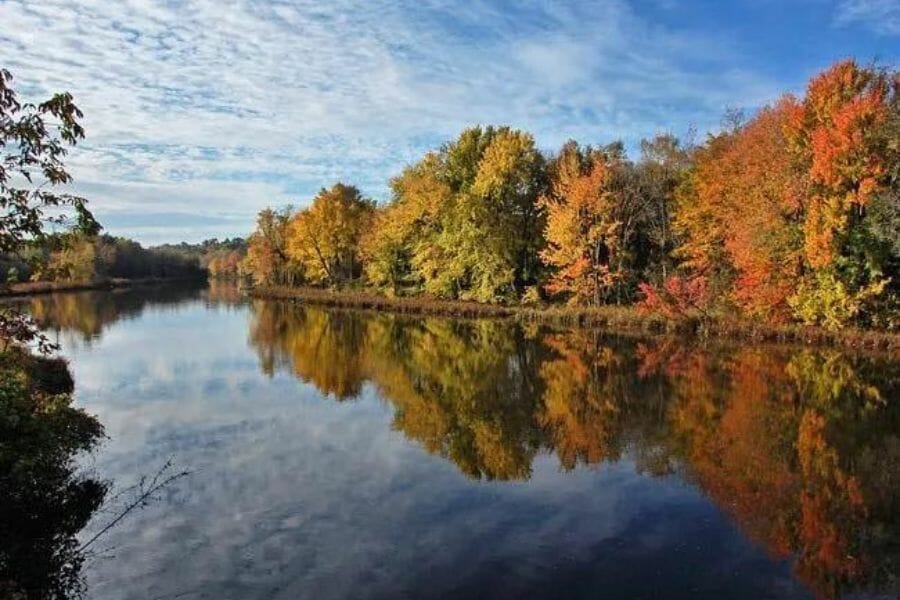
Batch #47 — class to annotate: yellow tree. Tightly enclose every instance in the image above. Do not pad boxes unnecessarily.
[540,144,623,305]
[364,127,545,303]
[243,207,294,286]
[360,153,450,293]
[287,183,375,286]
[466,128,546,299]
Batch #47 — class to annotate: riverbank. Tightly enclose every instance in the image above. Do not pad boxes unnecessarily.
[251,285,900,352]
[0,277,205,298]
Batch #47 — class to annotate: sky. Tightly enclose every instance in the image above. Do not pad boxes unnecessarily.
[1,0,898,245]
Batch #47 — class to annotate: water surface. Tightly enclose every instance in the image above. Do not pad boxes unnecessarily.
[14,284,900,599]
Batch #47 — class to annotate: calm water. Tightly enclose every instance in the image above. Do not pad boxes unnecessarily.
[12,283,900,599]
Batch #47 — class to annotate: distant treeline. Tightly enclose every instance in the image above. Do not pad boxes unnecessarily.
[0,234,247,284]
[154,237,247,280]
[243,60,900,331]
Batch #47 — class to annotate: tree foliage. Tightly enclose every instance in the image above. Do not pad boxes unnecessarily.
[243,60,900,330]
[541,143,627,305]
[0,69,99,255]
[668,60,899,328]
[673,100,804,320]
[243,207,295,286]
[286,183,375,286]
[0,69,100,349]
[370,126,547,303]
[0,343,107,599]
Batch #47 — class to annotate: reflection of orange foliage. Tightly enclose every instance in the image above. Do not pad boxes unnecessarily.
[644,343,898,599]
[795,410,866,594]
[667,349,800,557]
[538,332,625,469]
[246,303,899,598]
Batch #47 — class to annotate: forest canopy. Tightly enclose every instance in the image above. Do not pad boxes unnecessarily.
[244,60,900,331]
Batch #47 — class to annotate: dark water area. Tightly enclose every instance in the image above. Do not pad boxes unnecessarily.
[5,282,900,599]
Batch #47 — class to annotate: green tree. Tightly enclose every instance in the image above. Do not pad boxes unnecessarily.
[0,351,107,599]
[377,126,547,303]
[361,153,450,294]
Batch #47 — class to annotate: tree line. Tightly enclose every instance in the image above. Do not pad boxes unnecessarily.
[153,237,247,280]
[0,235,249,285]
[244,60,900,330]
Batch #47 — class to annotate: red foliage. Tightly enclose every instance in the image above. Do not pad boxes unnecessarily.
[637,275,711,319]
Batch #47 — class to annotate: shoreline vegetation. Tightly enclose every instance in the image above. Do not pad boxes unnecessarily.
[240,60,900,337]
[251,285,900,352]
[0,276,204,298]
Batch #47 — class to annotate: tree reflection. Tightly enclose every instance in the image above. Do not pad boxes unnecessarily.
[4,283,206,344]
[367,318,545,480]
[248,302,900,598]
[249,300,367,399]
[205,279,245,306]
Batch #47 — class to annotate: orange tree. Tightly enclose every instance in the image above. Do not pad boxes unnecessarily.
[669,60,899,328]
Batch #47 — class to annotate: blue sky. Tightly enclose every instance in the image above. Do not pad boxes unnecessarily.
[1,0,898,244]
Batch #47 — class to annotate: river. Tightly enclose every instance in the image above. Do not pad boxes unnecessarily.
[9,282,900,599]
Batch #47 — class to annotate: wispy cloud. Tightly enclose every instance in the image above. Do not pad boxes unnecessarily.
[835,0,900,35]
[0,0,855,243]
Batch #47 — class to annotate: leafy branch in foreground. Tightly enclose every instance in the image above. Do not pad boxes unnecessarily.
[0,67,99,353]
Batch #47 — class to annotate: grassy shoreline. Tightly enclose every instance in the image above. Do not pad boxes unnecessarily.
[0,276,204,298]
[251,285,900,352]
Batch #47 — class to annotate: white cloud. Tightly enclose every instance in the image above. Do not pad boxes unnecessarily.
[0,0,785,243]
[835,0,900,35]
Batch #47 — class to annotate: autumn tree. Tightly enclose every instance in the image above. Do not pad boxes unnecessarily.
[243,207,296,286]
[286,183,375,286]
[541,143,620,305]
[674,100,805,320]
[206,250,243,280]
[360,153,450,294]
[362,126,546,303]
[540,141,663,305]
[636,133,692,282]
[666,61,899,328]
[422,126,547,302]
[41,234,97,281]
[462,127,547,300]
[784,60,898,327]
